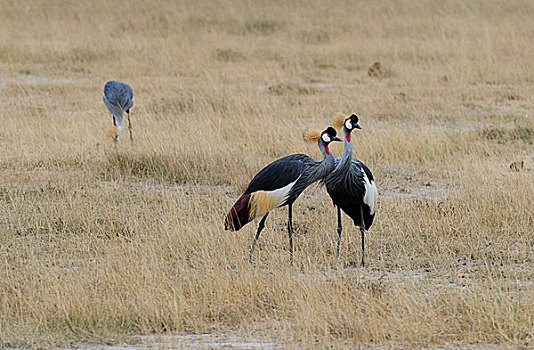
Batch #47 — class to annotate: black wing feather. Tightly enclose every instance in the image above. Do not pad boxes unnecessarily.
[244,154,313,194]
[326,157,375,228]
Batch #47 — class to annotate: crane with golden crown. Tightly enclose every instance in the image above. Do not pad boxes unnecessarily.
[325,113,378,267]
[225,126,341,264]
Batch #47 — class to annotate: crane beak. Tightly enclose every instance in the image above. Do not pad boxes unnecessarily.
[332,136,342,142]
[355,123,362,129]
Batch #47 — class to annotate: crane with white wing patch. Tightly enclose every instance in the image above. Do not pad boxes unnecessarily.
[225,127,341,264]
[325,113,378,267]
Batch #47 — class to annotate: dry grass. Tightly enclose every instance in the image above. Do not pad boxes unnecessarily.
[1,0,534,348]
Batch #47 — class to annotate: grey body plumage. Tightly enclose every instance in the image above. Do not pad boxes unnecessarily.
[103,80,134,142]
[225,127,341,264]
[248,150,336,264]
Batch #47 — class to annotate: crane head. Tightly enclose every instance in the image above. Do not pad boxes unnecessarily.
[321,126,342,143]
[332,112,362,130]
[302,127,341,144]
[332,112,362,142]
[344,114,362,131]
[303,126,341,156]
[344,114,362,142]
[321,126,341,156]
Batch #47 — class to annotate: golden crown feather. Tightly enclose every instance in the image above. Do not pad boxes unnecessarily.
[332,112,347,129]
[302,129,322,142]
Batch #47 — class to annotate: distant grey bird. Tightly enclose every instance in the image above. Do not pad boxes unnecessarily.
[325,113,378,267]
[103,80,134,142]
[225,127,341,264]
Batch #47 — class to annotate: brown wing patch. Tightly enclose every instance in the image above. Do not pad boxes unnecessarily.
[224,194,252,231]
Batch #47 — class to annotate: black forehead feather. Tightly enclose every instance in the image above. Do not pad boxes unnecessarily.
[324,126,337,136]
[349,114,359,123]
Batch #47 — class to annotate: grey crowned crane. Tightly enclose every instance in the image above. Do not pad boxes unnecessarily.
[225,127,342,264]
[103,80,134,143]
[325,113,378,267]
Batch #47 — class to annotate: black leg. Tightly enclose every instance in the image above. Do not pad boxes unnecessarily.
[336,206,342,258]
[113,115,119,145]
[288,204,293,265]
[360,206,366,267]
[249,213,269,263]
[111,115,119,144]
[127,110,133,143]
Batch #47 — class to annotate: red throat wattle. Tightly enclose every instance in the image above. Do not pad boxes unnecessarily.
[325,144,330,155]
[346,130,351,142]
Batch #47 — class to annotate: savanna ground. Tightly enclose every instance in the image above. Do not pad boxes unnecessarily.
[1,0,533,348]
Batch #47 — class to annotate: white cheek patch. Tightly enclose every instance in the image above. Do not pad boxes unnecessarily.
[321,134,330,143]
[345,119,352,129]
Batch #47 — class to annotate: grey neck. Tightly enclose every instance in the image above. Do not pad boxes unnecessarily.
[310,140,336,182]
[317,139,329,159]
[334,126,353,173]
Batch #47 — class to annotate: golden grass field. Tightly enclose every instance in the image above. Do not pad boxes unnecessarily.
[1,0,534,348]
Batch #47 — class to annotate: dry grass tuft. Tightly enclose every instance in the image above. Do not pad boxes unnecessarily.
[480,126,534,144]
[509,160,524,171]
[367,62,383,77]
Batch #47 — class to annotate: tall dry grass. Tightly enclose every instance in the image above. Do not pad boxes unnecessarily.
[1,0,534,348]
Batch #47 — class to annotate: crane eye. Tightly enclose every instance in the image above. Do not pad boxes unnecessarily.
[345,119,353,129]
[321,133,331,143]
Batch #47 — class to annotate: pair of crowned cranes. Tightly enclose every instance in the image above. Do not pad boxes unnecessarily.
[102,81,377,266]
[225,113,378,266]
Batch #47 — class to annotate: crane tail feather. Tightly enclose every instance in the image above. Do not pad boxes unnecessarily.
[224,194,252,231]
